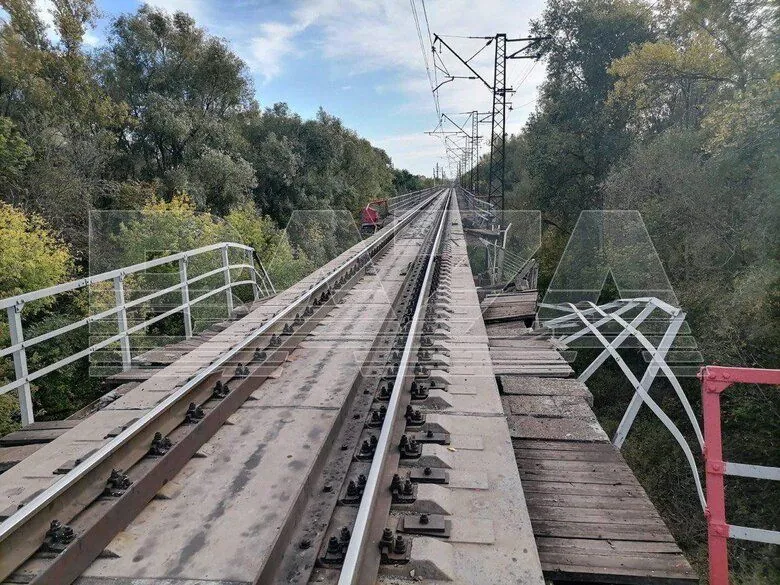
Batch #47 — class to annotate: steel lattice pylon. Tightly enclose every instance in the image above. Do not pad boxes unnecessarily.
[471,110,478,194]
[487,34,507,213]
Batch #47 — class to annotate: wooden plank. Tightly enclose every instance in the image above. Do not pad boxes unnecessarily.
[518,469,641,485]
[526,493,657,512]
[541,567,696,585]
[503,370,697,584]
[519,480,644,498]
[514,439,611,451]
[490,350,566,360]
[0,428,71,447]
[517,459,639,474]
[23,420,79,431]
[530,520,676,542]
[527,505,669,527]
[541,550,693,573]
[133,348,189,365]
[541,558,696,585]
[104,368,159,385]
[488,339,553,348]
[516,448,623,463]
[492,365,574,376]
[536,537,682,555]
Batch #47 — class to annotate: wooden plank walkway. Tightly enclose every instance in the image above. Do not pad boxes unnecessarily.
[487,322,697,584]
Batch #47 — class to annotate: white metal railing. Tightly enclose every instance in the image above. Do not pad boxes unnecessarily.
[542,298,707,509]
[387,187,437,214]
[0,242,274,425]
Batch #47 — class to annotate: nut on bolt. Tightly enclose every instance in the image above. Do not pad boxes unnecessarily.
[394,534,407,554]
[184,402,205,423]
[212,380,230,399]
[149,432,172,457]
[43,519,75,553]
[104,468,132,497]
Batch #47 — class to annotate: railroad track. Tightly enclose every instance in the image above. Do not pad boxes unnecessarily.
[0,186,702,585]
[1,187,500,584]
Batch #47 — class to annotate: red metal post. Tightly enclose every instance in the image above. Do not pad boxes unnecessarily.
[701,368,730,585]
[699,365,780,585]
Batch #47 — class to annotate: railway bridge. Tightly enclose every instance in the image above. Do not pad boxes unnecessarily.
[0,187,776,585]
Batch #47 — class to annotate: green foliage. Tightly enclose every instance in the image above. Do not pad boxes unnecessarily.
[392,168,432,194]
[516,0,654,227]
[0,201,72,308]
[246,105,396,224]
[225,204,314,290]
[25,310,100,418]
[493,0,779,580]
[100,6,257,213]
[0,116,32,184]
[609,34,735,130]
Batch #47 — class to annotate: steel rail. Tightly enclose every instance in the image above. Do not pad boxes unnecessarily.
[338,190,452,585]
[0,189,446,578]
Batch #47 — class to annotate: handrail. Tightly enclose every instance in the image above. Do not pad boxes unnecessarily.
[563,301,707,510]
[387,186,438,213]
[0,242,255,311]
[699,365,780,585]
[1,242,274,425]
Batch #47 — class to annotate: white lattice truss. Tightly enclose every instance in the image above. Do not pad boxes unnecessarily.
[540,297,707,509]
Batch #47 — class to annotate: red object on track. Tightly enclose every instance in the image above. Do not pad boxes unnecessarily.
[360,199,389,235]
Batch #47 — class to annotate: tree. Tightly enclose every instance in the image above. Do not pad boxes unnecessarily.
[0,201,72,306]
[0,116,32,185]
[100,6,257,210]
[0,0,127,256]
[608,34,734,130]
[520,0,653,227]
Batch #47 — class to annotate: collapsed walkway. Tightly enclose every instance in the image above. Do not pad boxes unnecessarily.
[488,322,697,584]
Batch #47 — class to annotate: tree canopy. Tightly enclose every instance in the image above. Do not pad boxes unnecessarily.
[0,1,422,435]
[476,1,778,580]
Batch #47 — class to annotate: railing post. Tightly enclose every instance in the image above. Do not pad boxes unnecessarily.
[221,245,234,316]
[701,371,730,585]
[112,275,132,371]
[247,248,260,301]
[179,257,193,339]
[7,304,33,425]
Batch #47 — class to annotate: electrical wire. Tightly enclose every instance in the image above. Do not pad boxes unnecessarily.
[420,0,443,115]
[410,0,440,117]
[464,38,493,64]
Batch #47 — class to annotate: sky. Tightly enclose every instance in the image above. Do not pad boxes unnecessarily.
[24,0,549,176]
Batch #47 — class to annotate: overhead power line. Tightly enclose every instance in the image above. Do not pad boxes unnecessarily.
[410,0,440,117]
[431,33,549,216]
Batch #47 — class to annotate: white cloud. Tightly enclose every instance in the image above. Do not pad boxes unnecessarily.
[372,132,451,176]
[139,0,548,174]
[249,21,303,81]
[240,0,547,172]
[143,0,210,24]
